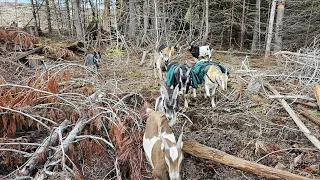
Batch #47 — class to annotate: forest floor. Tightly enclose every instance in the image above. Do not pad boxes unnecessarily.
[1,38,320,180]
[96,50,320,179]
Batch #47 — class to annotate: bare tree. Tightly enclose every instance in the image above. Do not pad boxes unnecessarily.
[44,0,52,33]
[65,0,73,36]
[30,0,39,36]
[240,0,246,51]
[202,0,209,44]
[274,0,285,52]
[265,0,277,58]
[251,0,261,52]
[128,0,136,40]
[103,0,110,32]
[72,0,84,40]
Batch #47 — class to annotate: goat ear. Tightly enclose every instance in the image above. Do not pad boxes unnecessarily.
[186,68,191,75]
[160,84,169,100]
[179,68,183,77]
[177,121,186,149]
[161,136,170,150]
[172,85,179,99]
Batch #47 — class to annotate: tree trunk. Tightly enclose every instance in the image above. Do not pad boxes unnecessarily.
[202,0,209,44]
[72,0,84,40]
[229,0,234,48]
[154,0,159,48]
[143,0,149,38]
[88,0,96,18]
[128,0,136,39]
[240,0,246,51]
[65,0,72,36]
[103,0,110,32]
[251,0,261,52]
[44,0,52,33]
[30,0,39,36]
[274,0,285,52]
[265,0,277,58]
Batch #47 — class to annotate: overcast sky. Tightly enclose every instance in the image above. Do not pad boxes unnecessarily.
[0,0,29,3]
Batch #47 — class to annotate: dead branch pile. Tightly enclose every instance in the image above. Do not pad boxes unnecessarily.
[0,27,40,51]
[0,63,148,179]
[43,44,80,61]
[275,38,320,86]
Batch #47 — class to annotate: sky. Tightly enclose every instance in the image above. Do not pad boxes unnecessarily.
[0,0,29,3]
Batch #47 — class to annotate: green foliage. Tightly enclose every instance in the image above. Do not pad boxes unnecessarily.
[107,48,125,56]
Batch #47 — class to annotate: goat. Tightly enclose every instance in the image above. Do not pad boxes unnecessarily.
[187,41,213,61]
[153,45,177,80]
[155,84,179,127]
[84,52,101,71]
[204,64,228,108]
[166,62,193,108]
[143,109,184,180]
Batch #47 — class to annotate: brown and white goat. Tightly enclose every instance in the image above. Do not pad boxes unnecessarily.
[153,45,176,80]
[143,109,184,180]
[204,65,228,108]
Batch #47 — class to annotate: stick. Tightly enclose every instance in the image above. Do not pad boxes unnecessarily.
[19,119,70,176]
[265,82,320,150]
[297,105,320,126]
[139,50,149,66]
[268,95,316,102]
[294,100,318,108]
[183,139,310,180]
[11,46,43,61]
[314,85,320,110]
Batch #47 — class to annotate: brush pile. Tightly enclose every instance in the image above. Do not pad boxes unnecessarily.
[0,62,149,179]
[275,38,320,86]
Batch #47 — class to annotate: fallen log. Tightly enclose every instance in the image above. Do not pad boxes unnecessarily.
[19,119,70,176]
[11,46,43,62]
[183,139,310,180]
[297,105,320,126]
[265,82,320,150]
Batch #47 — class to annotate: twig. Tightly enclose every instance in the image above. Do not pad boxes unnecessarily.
[268,95,316,102]
[0,143,57,150]
[256,147,318,163]
[0,148,32,157]
[0,106,51,130]
[76,135,114,149]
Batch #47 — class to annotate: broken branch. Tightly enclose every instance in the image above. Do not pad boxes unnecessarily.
[183,139,310,180]
[265,82,320,150]
[268,95,316,102]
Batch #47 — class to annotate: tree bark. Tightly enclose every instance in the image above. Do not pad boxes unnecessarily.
[128,0,136,39]
[240,0,246,51]
[274,0,285,52]
[154,0,159,48]
[265,0,277,58]
[19,120,70,176]
[103,0,110,32]
[44,0,52,33]
[30,0,39,36]
[183,139,310,180]
[65,0,72,36]
[72,0,84,40]
[202,0,209,44]
[142,0,149,43]
[251,0,261,52]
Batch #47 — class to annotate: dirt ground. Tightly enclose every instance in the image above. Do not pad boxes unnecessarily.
[93,51,320,179]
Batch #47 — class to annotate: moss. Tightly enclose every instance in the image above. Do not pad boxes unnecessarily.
[128,72,142,78]
[108,48,125,56]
